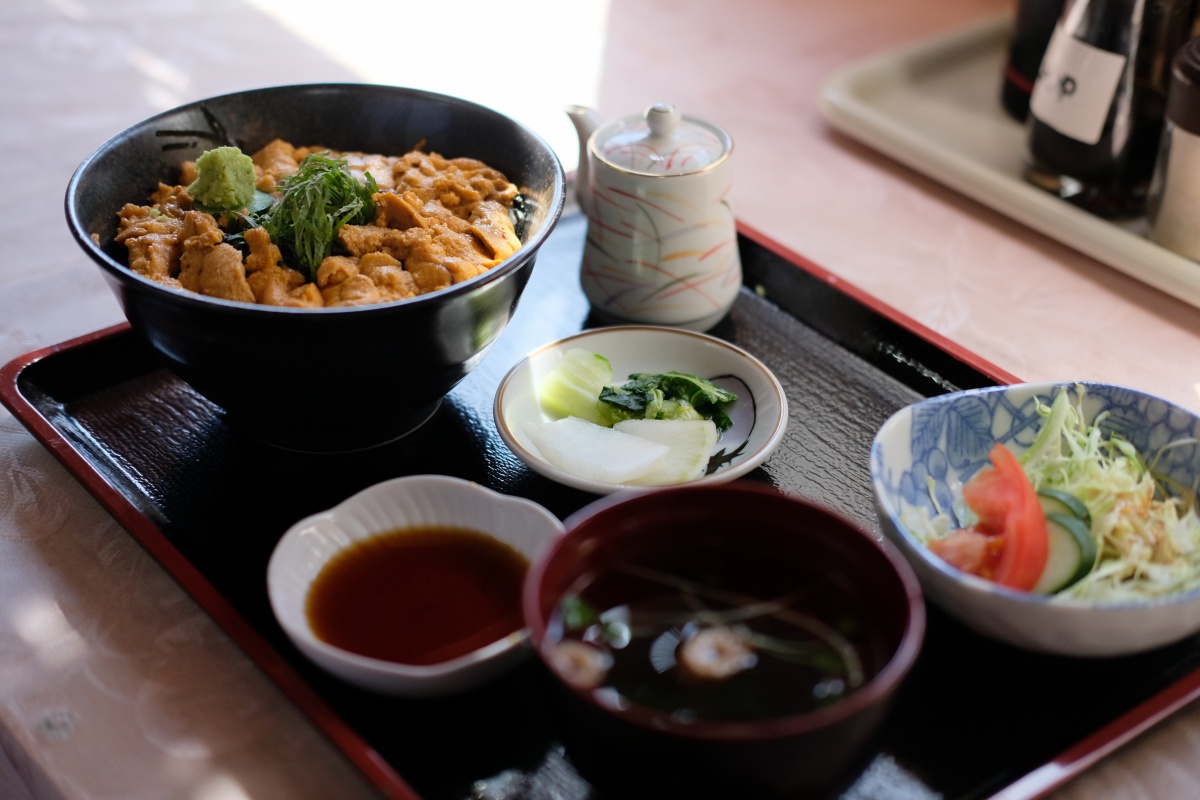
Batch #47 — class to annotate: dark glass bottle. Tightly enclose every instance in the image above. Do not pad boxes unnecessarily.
[1147,35,1200,259]
[1002,0,1067,121]
[1024,0,1199,218]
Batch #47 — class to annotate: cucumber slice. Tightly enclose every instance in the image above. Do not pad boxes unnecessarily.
[1033,512,1098,594]
[538,349,613,425]
[1037,488,1092,528]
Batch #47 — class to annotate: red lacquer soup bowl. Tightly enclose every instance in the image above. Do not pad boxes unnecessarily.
[523,480,925,799]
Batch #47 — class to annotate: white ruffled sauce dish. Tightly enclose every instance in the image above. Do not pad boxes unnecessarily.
[493,325,788,495]
[566,103,741,332]
[267,475,564,696]
[872,381,1200,657]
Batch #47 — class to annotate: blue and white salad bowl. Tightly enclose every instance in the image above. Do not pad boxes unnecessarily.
[870,381,1200,657]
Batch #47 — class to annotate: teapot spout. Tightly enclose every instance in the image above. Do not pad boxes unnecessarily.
[565,104,602,214]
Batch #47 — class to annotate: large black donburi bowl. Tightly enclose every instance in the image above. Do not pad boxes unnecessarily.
[65,83,566,453]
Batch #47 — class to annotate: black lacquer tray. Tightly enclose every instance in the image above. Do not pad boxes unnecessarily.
[6,213,1200,800]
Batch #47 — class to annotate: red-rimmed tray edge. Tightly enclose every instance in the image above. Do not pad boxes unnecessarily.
[736,222,1022,388]
[737,225,1200,799]
[1,227,1183,800]
[0,324,419,800]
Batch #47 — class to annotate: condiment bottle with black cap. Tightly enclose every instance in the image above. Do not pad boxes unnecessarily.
[1024,0,1198,219]
[1147,36,1200,260]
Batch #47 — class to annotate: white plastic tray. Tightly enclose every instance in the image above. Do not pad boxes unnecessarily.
[818,12,1200,311]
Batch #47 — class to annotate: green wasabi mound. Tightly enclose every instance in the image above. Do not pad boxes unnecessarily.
[187,146,257,212]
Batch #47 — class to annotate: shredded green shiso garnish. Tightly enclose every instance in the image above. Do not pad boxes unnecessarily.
[257,152,378,281]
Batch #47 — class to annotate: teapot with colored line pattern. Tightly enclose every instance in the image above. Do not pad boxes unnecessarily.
[566,102,741,331]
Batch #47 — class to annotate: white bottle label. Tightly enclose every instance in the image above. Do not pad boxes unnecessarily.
[1030,23,1128,145]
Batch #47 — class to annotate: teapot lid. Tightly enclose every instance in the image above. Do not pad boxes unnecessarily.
[591,102,731,176]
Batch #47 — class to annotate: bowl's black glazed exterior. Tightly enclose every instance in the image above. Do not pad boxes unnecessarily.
[65,84,565,452]
[524,482,926,799]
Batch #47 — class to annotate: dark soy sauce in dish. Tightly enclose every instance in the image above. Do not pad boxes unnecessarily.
[546,547,888,722]
[306,526,528,666]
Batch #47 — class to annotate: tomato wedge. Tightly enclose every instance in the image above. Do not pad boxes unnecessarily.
[928,443,1049,590]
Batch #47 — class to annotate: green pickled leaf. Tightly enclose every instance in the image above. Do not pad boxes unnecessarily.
[600,371,737,432]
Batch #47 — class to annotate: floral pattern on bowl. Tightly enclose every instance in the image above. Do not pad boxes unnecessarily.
[871,381,1200,657]
[883,382,1200,527]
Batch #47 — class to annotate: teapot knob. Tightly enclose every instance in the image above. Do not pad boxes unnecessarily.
[645,102,681,143]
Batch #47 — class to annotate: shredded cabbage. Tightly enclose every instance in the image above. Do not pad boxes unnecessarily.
[903,387,1200,602]
[1020,389,1200,601]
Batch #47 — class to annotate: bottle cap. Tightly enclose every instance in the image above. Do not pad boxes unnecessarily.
[1167,36,1200,135]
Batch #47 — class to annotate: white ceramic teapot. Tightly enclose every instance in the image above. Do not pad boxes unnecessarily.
[566,102,741,331]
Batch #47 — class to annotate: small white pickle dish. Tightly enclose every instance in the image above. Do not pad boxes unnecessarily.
[871,381,1200,658]
[493,325,789,495]
[267,474,564,697]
